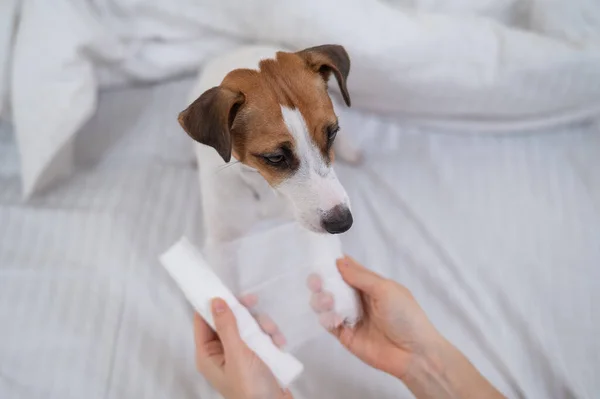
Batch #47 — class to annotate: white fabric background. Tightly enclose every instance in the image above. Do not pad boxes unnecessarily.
[1,1,600,398]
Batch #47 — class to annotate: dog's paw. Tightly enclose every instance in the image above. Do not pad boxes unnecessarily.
[239,294,287,348]
[333,134,363,165]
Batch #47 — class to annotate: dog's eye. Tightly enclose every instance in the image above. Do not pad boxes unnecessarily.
[327,125,339,142]
[263,154,285,165]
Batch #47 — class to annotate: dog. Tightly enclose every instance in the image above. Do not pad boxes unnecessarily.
[179,45,361,247]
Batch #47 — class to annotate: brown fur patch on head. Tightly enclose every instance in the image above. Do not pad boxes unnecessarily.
[178,87,244,163]
[220,51,343,184]
[181,45,351,187]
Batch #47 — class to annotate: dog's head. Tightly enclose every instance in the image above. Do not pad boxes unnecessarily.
[179,45,353,234]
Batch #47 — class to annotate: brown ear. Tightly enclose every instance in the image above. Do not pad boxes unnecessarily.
[178,86,245,163]
[297,44,351,107]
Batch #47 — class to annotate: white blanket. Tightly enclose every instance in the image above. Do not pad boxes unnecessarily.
[1,0,600,196]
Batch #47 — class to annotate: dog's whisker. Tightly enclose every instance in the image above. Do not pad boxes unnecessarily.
[216,161,241,173]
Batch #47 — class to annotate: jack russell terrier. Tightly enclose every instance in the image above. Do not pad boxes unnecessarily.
[179,44,361,246]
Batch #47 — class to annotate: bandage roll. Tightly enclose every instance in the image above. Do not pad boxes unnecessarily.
[160,237,304,388]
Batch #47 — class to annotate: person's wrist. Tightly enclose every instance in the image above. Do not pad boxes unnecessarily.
[393,332,450,383]
[391,335,457,399]
[399,335,505,398]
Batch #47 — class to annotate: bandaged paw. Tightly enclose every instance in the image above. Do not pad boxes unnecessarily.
[306,236,362,330]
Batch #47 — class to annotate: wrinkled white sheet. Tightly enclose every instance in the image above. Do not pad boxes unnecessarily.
[2,0,600,196]
[1,79,599,399]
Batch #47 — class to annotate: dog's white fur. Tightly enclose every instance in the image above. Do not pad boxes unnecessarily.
[277,106,351,233]
[189,46,360,246]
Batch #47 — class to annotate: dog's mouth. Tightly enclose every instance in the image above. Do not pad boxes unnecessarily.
[297,206,353,235]
[305,222,328,234]
[295,214,327,235]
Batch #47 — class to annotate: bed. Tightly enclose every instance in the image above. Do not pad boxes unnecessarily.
[1,1,600,398]
[1,77,599,398]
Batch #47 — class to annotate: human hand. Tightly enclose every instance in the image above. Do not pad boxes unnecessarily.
[193,298,293,399]
[307,256,441,379]
[239,294,287,349]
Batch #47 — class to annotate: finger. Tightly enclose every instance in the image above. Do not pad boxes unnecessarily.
[193,313,218,357]
[239,293,259,308]
[211,298,244,353]
[193,313,226,384]
[271,332,287,348]
[310,291,334,313]
[255,314,287,348]
[336,256,384,295]
[331,324,356,350]
[256,314,279,335]
[306,273,323,293]
[319,312,344,331]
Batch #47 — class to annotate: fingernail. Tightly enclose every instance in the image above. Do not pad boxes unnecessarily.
[212,298,227,314]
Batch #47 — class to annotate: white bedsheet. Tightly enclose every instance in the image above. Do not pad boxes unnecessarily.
[1,78,599,399]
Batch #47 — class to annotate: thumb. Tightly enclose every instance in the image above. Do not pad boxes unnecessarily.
[211,298,243,352]
[337,256,384,295]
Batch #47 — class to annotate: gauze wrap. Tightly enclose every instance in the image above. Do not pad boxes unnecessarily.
[199,222,361,351]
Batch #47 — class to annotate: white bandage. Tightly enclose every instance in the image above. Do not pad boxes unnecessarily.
[306,232,362,328]
[203,222,362,341]
[160,237,304,388]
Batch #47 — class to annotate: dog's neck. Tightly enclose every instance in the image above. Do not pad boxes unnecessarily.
[197,144,295,246]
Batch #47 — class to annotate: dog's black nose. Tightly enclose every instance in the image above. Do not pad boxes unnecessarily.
[321,205,353,234]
